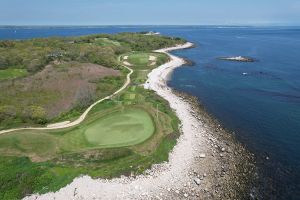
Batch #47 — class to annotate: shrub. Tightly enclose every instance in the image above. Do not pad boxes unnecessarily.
[23,106,47,124]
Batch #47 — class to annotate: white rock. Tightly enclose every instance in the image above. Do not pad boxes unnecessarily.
[199,153,206,158]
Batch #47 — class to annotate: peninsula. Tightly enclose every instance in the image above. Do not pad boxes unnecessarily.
[0,33,254,200]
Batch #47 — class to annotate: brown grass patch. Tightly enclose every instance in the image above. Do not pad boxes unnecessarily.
[0,62,120,119]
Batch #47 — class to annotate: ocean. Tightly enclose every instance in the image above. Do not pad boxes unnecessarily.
[1,25,300,199]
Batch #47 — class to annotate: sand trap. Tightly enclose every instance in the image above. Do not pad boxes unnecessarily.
[149,55,157,61]
[123,61,132,66]
[150,62,156,66]
[149,56,157,66]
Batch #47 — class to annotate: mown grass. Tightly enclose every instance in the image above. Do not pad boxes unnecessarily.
[84,108,154,147]
[127,53,150,66]
[123,52,169,69]
[0,107,155,160]
[0,68,28,80]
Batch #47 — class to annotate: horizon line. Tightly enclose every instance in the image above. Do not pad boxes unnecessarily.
[1,24,300,27]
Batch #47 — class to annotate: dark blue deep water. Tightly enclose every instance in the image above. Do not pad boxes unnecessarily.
[1,26,300,199]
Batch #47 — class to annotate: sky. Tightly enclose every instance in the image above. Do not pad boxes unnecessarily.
[1,0,300,25]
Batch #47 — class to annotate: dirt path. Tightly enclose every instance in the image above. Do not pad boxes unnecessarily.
[0,65,133,135]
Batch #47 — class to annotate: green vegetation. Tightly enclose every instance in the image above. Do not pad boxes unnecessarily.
[0,33,185,73]
[94,38,121,46]
[0,107,155,160]
[0,33,184,129]
[0,32,186,199]
[0,64,124,130]
[0,135,178,200]
[0,89,180,199]
[106,32,185,51]
[123,52,169,68]
[0,68,28,80]
[128,53,150,66]
[84,108,155,147]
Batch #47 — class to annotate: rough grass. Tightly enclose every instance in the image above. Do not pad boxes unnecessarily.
[0,62,121,130]
[0,68,28,80]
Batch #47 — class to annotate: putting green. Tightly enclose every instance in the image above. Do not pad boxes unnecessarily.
[122,52,168,70]
[84,108,155,147]
[127,53,150,67]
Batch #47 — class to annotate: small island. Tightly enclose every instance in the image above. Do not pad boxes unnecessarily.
[218,56,255,62]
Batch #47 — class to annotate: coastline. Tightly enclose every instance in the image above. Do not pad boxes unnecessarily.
[25,43,255,200]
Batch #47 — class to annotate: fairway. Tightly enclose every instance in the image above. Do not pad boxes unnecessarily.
[0,108,156,159]
[84,108,155,147]
[0,68,28,80]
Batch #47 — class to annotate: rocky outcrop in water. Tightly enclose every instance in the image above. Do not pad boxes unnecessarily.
[219,56,255,62]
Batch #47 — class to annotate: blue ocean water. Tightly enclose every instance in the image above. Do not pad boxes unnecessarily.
[1,26,300,199]
[167,27,300,199]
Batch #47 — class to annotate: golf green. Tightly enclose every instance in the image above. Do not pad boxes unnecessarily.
[84,108,155,147]
[127,53,150,66]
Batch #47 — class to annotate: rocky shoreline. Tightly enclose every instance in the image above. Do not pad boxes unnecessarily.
[25,43,257,200]
[173,91,257,199]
